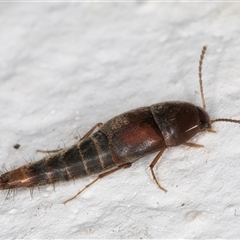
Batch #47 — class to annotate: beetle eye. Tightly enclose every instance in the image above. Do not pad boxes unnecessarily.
[197,107,210,130]
[199,120,207,129]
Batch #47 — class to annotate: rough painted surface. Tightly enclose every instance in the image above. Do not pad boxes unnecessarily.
[1,2,240,238]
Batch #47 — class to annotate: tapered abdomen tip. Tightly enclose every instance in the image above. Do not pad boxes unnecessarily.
[0,167,36,190]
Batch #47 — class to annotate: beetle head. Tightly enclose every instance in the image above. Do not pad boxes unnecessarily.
[196,106,211,130]
[151,101,211,146]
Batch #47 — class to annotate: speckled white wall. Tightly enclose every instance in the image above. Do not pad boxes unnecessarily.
[1,2,240,239]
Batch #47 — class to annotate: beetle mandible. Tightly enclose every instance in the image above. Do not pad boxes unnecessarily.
[1,46,240,204]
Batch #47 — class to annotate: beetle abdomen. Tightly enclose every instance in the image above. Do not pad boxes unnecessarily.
[0,131,116,189]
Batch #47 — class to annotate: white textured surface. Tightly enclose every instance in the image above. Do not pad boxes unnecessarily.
[1,2,240,239]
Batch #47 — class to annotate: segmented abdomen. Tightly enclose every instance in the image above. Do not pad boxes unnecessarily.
[0,131,115,190]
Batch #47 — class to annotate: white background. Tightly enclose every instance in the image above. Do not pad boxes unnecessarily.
[1,2,240,239]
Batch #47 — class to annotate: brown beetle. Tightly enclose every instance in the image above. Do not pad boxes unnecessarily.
[0,46,239,204]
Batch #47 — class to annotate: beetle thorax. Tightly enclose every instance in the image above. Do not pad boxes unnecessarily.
[151,101,208,146]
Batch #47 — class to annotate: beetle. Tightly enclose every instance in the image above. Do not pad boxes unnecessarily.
[0,46,239,204]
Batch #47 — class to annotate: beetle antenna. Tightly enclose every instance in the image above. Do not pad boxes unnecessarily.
[210,118,240,124]
[199,46,207,110]
[208,47,240,126]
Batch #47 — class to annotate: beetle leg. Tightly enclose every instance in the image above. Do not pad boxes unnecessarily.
[183,142,204,148]
[149,147,167,193]
[63,162,132,205]
[36,123,104,154]
[81,122,103,139]
[36,149,63,154]
[206,128,216,133]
